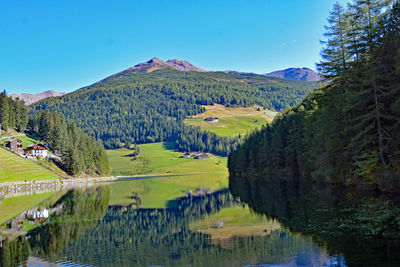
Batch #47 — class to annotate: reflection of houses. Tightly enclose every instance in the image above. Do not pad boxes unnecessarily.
[5,138,24,154]
[25,209,49,222]
[24,144,48,158]
[196,187,210,195]
[10,214,25,231]
[204,117,219,123]
[183,152,191,158]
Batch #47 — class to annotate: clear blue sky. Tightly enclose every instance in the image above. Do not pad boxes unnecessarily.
[1,0,349,94]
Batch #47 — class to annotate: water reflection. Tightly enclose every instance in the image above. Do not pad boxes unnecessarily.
[1,182,346,267]
[229,175,400,267]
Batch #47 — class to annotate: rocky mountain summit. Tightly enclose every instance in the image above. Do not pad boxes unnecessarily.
[10,90,65,105]
[264,68,321,81]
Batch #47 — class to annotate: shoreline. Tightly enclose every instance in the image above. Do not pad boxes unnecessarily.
[0,176,117,199]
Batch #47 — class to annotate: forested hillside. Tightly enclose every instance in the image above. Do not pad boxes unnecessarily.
[228,0,400,191]
[0,93,28,132]
[0,95,110,177]
[30,68,316,155]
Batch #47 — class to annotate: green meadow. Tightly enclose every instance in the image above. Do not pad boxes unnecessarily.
[185,116,269,137]
[107,142,227,177]
[184,104,275,137]
[107,142,229,208]
[0,148,59,183]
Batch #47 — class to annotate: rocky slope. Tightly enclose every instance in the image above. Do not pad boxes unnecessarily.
[10,90,65,105]
[264,68,321,81]
[108,57,206,79]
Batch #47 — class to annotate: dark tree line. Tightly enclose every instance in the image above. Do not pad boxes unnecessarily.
[229,0,400,191]
[30,70,316,155]
[229,175,400,266]
[28,111,110,176]
[0,93,28,132]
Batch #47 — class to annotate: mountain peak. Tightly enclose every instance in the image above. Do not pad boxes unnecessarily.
[166,59,206,72]
[107,57,207,79]
[148,57,163,63]
[264,68,321,81]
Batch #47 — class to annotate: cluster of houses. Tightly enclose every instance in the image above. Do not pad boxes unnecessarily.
[183,152,210,159]
[204,117,219,123]
[3,138,48,159]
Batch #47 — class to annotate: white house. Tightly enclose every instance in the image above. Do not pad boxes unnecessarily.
[24,144,48,158]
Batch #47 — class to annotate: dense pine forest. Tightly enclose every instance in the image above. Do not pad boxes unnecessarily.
[28,111,110,176]
[0,93,28,132]
[228,0,400,191]
[30,69,316,155]
[0,94,110,176]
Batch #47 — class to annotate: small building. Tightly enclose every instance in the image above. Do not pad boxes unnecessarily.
[204,117,219,123]
[6,138,24,154]
[211,221,224,229]
[183,152,191,158]
[195,153,209,160]
[25,144,48,158]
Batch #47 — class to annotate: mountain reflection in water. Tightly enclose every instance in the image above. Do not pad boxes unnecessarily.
[1,182,349,267]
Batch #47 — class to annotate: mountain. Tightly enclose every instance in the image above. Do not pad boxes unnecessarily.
[106,57,206,80]
[10,90,65,105]
[264,68,321,82]
[30,58,317,155]
[105,58,321,83]
[165,59,206,72]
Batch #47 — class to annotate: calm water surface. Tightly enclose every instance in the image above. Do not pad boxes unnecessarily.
[1,176,399,266]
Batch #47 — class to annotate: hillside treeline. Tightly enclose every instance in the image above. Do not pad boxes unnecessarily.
[28,111,110,176]
[0,93,28,132]
[30,70,316,155]
[228,0,400,191]
[0,94,110,176]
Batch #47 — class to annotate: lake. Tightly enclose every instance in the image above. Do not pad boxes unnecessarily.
[1,175,399,266]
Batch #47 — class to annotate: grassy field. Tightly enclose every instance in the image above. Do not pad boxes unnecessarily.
[107,142,228,208]
[190,205,281,241]
[0,148,59,183]
[184,104,277,137]
[107,142,227,177]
